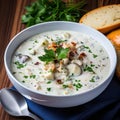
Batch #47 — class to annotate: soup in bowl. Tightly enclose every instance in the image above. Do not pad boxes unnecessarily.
[4,21,116,107]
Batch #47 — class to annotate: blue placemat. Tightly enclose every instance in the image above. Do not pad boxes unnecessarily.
[13,75,120,120]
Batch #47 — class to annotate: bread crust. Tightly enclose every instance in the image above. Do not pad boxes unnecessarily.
[79,4,120,33]
[107,29,120,79]
[98,23,120,33]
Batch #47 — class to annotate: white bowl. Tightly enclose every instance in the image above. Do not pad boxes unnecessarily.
[4,21,117,107]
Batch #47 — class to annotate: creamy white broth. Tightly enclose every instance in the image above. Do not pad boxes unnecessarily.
[11,30,110,96]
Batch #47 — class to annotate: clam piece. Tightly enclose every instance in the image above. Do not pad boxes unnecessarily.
[63,32,71,39]
[71,59,82,66]
[63,58,69,65]
[16,54,30,63]
[44,72,54,80]
[44,62,55,72]
[67,63,81,76]
[55,68,68,80]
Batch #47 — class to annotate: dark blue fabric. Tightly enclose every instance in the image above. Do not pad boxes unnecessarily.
[13,75,120,120]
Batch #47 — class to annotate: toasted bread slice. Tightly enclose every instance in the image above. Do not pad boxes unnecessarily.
[107,29,120,79]
[79,4,120,33]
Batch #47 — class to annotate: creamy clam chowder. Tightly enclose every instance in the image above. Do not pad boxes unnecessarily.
[11,30,110,96]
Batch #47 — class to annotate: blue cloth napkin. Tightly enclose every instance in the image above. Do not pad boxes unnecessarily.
[13,75,120,120]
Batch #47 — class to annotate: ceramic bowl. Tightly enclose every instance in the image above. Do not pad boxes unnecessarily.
[4,21,117,107]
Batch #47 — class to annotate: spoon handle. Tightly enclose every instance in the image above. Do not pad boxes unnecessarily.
[28,111,42,120]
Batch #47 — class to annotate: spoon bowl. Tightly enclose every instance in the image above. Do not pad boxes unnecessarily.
[0,88,42,120]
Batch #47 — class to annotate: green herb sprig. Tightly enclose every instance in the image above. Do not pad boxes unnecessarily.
[38,49,56,63]
[47,87,51,91]
[21,0,86,27]
[84,65,95,74]
[89,76,95,82]
[14,61,26,69]
[73,80,82,91]
[38,47,69,63]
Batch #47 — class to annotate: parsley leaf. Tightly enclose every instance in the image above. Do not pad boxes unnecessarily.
[38,47,69,63]
[93,54,98,58]
[84,65,95,74]
[47,87,51,91]
[56,47,69,60]
[38,49,56,63]
[14,61,26,69]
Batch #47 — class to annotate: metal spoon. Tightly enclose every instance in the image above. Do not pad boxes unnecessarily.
[0,88,42,120]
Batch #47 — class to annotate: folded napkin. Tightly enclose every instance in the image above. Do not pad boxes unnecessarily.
[13,75,120,120]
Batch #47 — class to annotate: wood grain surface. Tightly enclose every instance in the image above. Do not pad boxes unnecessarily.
[0,0,119,120]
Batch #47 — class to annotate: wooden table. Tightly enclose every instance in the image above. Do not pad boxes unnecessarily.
[0,0,119,120]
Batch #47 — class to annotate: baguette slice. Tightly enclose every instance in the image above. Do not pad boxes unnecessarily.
[79,4,120,33]
[107,29,120,79]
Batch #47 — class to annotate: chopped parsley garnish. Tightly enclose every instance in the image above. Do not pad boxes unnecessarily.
[47,87,51,91]
[90,64,95,67]
[84,65,95,73]
[30,74,36,79]
[68,73,74,78]
[75,79,81,82]
[34,40,38,43]
[23,75,36,79]
[47,81,52,84]
[14,61,26,69]
[83,45,90,50]
[93,54,98,58]
[83,45,92,53]
[28,48,32,50]
[38,47,69,63]
[83,45,98,58]
[56,39,67,45]
[62,84,69,88]
[24,75,28,79]
[88,49,92,53]
[89,76,95,82]
[22,80,25,83]
[73,82,82,91]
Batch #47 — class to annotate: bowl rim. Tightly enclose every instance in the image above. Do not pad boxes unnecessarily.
[4,21,117,97]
